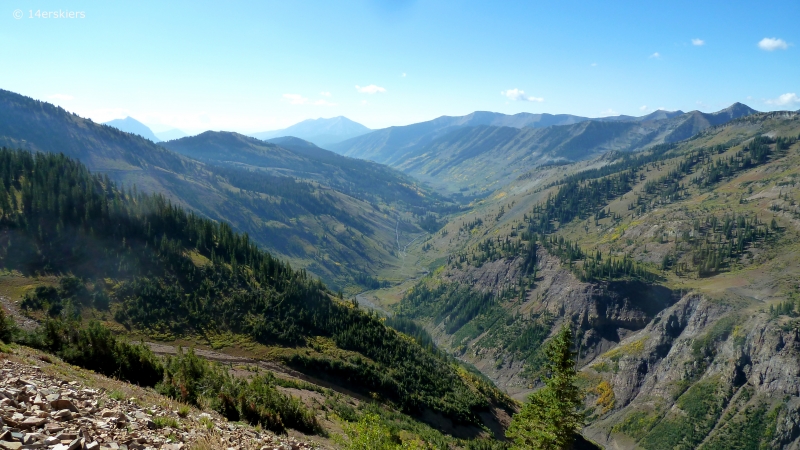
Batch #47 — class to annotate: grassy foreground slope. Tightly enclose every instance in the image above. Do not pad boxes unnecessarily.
[0,148,513,442]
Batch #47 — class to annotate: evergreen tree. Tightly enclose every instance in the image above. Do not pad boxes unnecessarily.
[506,325,584,449]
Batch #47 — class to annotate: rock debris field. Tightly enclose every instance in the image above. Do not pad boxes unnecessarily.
[0,356,322,450]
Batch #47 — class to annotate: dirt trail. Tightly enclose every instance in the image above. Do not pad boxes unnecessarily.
[0,295,37,330]
[145,342,373,403]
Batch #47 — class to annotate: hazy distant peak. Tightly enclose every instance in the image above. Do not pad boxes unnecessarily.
[103,116,161,143]
[155,128,188,141]
[249,116,371,147]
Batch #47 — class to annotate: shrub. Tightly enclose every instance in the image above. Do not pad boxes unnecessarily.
[159,348,322,435]
[20,319,163,386]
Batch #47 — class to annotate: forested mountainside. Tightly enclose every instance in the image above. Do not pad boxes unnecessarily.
[332,103,757,194]
[373,111,800,448]
[0,148,513,444]
[0,89,447,290]
[160,131,433,207]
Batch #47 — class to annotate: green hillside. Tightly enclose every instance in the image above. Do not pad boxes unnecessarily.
[366,111,800,448]
[161,131,435,207]
[0,89,447,290]
[0,148,512,440]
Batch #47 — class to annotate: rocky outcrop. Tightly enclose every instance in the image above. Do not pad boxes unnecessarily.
[0,358,321,450]
[436,248,677,398]
[585,293,800,449]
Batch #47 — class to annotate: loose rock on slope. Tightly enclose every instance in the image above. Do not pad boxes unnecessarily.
[0,353,322,450]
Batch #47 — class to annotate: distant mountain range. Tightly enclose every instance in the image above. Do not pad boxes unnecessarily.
[329,103,758,193]
[250,116,371,147]
[326,109,682,163]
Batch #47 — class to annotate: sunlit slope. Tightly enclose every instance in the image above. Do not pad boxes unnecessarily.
[333,104,756,195]
[0,89,433,289]
[387,111,800,448]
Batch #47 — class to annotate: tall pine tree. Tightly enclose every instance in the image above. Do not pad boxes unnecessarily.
[507,324,584,449]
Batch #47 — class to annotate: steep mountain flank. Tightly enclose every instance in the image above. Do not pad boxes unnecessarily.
[399,247,676,399]
[162,131,434,207]
[333,105,757,194]
[0,89,439,290]
[380,111,800,448]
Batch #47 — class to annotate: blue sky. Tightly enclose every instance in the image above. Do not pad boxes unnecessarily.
[2,0,798,133]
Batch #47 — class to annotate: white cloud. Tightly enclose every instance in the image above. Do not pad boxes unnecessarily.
[599,108,618,117]
[361,100,368,105]
[691,38,705,46]
[401,73,407,77]
[649,52,661,59]
[355,84,386,94]
[501,88,544,102]
[639,105,648,112]
[319,91,331,97]
[758,37,788,51]
[765,93,800,106]
[49,94,74,100]
[282,93,309,105]
[590,63,597,67]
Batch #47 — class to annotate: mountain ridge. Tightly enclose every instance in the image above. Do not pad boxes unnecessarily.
[332,104,758,194]
[250,116,371,147]
[0,89,438,289]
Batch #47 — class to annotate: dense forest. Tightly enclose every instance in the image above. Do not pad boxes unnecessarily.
[0,148,510,426]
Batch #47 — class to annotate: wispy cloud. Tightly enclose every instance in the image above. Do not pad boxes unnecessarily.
[284,93,336,106]
[765,93,800,106]
[649,52,661,59]
[49,94,74,100]
[356,84,386,94]
[501,88,543,102]
[361,100,368,105]
[599,108,618,117]
[639,105,649,112]
[401,73,407,77]
[691,38,705,46]
[590,63,597,67]
[282,93,309,105]
[758,37,788,51]
[319,91,331,97]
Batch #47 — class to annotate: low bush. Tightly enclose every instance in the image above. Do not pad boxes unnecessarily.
[159,348,321,435]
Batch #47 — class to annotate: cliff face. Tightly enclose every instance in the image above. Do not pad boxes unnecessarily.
[584,292,800,449]
[428,249,677,399]
[438,251,800,448]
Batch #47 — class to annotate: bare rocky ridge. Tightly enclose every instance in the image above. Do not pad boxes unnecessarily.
[0,351,323,450]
